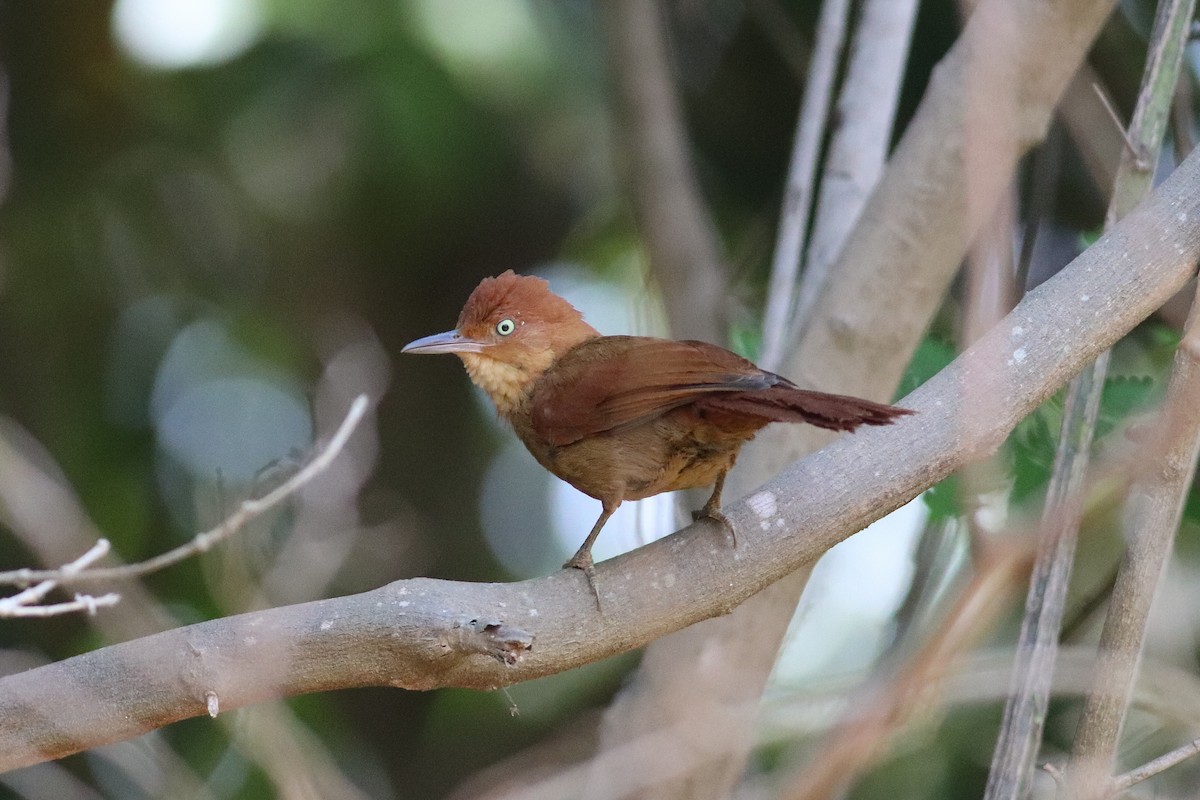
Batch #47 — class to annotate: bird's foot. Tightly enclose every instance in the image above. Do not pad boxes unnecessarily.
[563,551,603,611]
[692,505,737,547]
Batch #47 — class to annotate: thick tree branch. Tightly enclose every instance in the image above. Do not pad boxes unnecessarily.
[2,144,1199,774]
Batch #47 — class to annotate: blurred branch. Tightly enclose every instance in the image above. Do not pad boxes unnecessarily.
[587,1,1124,796]
[0,395,369,588]
[790,0,918,336]
[2,146,1199,772]
[984,0,1190,791]
[1068,246,1200,793]
[601,0,727,342]
[1112,734,1200,792]
[784,541,1030,800]
[0,540,119,618]
[1065,298,1200,799]
[784,0,1118,397]
[759,0,851,369]
[987,1,1195,793]
[760,646,1200,744]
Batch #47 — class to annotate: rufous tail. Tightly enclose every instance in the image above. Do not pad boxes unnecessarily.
[698,387,912,432]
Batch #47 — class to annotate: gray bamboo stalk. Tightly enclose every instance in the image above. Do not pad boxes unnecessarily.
[985,1,1197,797]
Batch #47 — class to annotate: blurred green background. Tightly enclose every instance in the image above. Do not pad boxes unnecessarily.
[1,1,1196,798]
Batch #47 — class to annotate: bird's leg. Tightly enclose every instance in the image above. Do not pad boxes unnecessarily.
[692,470,736,546]
[564,500,618,609]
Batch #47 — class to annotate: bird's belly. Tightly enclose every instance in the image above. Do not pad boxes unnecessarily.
[531,416,754,503]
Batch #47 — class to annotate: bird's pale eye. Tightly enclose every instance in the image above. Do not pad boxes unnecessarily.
[495,318,516,336]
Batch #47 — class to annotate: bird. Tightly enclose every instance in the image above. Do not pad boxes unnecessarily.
[403,271,912,603]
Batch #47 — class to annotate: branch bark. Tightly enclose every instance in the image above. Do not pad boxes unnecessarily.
[3,142,1199,774]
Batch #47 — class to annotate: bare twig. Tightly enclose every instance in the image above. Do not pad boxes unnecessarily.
[1,139,1198,775]
[985,1,1194,795]
[0,394,369,587]
[984,355,1108,800]
[0,540,119,618]
[1113,734,1200,791]
[759,0,851,370]
[1092,83,1150,169]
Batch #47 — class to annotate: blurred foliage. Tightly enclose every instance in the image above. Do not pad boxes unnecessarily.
[0,0,1198,798]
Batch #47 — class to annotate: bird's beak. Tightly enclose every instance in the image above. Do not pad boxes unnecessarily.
[401,329,488,355]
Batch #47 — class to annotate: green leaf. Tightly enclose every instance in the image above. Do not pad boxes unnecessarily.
[1097,374,1157,438]
[923,473,962,520]
[898,335,957,398]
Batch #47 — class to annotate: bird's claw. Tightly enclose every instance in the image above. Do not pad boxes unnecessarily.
[563,551,603,611]
[693,505,737,547]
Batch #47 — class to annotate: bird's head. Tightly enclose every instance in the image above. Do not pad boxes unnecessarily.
[402,271,600,413]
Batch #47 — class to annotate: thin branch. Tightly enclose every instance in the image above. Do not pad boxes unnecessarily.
[1,143,1198,774]
[0,394,369,587]
[984,354,1108,800]
[759,647,1200,744]
[0,540,119,618]
[1092,83,1149,168]
[1113,735,1200,792]
[985,1,1195,794]
[759,0,851,370]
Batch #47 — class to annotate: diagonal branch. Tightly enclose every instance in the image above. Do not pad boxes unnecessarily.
[1113,734,1200,792]
[1,143,1199,775]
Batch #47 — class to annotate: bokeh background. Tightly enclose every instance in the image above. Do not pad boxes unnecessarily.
[1,1,1198,798]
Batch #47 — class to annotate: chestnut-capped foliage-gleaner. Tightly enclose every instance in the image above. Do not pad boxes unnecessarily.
[404,271,912,603]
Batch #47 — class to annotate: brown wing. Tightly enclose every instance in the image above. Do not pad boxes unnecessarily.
[529,336,780,446]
